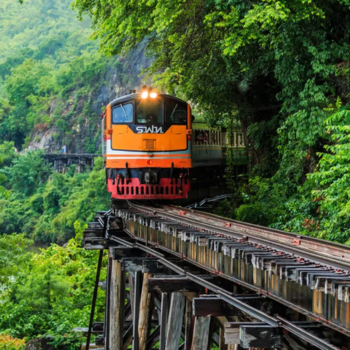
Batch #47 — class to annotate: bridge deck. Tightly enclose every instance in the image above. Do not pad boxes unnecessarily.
[81,203,350,350]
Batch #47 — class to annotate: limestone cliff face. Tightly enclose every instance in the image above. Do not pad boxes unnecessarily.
[28,50,150,154]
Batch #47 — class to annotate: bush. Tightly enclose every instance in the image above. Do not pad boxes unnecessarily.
[0,334,26,350]
[235,203,272,226]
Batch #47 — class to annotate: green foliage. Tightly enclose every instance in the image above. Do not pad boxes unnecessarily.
[73,0,350,135]
[0,230,106,348]
[235,204,272,227]
[0,1,123,347]
[0,141,16,198]
[1,151,51,197]
[0,0,94,64]
[0,233,33,288]
[0,0,118,150]
[0,151,109,243]
[225,101,350,243]
[0,50,112,148]
[281,103,350,243]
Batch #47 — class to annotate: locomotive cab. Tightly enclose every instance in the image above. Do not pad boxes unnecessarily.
[103,90,192,199]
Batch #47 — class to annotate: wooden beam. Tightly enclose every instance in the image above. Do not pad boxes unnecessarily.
[138,273,153,350]
[132,271,142,350]
[109,259,125,350]
[165,293,185,350]
[148,276,201,293]
[159,293,168,350]
[193,297,239,317]
[191,317,211,350]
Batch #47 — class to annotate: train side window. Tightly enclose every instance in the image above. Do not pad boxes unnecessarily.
[112,103,133,123]
[165,99,187,125]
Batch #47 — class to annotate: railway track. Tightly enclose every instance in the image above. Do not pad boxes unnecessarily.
[127,201,350,270]
[83,201,350,349]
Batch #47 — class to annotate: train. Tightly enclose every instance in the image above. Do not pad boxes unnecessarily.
[102,87,246,201]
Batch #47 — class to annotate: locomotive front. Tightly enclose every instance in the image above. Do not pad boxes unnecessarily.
[103,89,192,200]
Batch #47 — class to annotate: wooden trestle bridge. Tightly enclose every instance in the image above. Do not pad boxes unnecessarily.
[81,202,350,350]
[43,153,100,172]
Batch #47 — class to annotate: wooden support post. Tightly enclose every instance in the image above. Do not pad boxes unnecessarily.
[132,271,142,350]
[122,274,133,349]
[165,293,185,350]
[184,294,195,350]
[191,317,211,350]
[159,293,168,350]
[109,258,125,350]
[138,273,153,350]
[219,327,228,350]
[105,257,112,350]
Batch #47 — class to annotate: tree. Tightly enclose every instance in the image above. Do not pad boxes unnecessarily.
[0,233,32,289]
[0,229,106,346]
[1,151,52,197]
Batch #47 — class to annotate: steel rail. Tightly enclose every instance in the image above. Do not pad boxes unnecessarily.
[112,232,340,350]
[126,201,350,271]
[163,204,350,260]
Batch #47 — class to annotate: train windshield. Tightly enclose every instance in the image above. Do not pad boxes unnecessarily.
[136,99,162,124]
[164,99,187,125]
[112,103,133,123]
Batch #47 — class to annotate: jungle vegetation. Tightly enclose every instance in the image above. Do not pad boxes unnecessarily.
[0,147,109,348]
[0,228,106,349]
[0,0,136,153]
[0,1,110,347]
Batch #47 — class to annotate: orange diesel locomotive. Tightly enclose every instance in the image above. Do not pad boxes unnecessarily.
[102,89,192,200]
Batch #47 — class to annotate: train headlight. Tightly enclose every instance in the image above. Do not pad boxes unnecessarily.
[141,91,149,99]
[150,92,157,98]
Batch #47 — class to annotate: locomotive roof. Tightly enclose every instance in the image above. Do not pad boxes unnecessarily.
[109,93,187,107]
